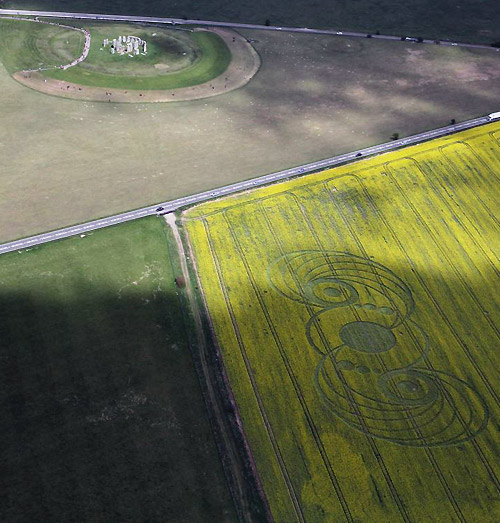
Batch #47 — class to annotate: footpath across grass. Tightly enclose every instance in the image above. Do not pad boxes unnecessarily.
[0,217,235,521]
[0,16,84,73]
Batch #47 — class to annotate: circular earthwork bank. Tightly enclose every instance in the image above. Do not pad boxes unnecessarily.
[3,19,260,102]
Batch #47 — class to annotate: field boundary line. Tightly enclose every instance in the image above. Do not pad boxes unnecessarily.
[202,217,304,521]
[164,214,267,521]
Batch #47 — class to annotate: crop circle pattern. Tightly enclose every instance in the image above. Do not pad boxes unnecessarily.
[268,251,488,447]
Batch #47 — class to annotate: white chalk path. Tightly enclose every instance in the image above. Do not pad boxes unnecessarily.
[0,15,90,72]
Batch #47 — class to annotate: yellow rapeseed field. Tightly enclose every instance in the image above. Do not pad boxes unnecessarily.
[184,122,500,521]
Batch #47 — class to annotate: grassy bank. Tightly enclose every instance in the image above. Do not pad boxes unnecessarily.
[46,24,231,90]
[0,18,231,89]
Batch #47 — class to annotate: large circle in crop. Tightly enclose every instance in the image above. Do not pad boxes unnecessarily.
[339,321,397,353]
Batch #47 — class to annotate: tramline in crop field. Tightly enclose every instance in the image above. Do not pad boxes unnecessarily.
[184,121,500,521]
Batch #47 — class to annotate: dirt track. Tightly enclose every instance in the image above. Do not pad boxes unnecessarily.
[164,213,269,521]
[13,27,260,103]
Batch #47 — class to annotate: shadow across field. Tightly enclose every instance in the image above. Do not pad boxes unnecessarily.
[0,287,237,522]
[193,247,500,519]
[234,31,500,143]
[182,139,500,519]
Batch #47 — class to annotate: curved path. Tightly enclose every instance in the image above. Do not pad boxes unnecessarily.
[12,27,260,103]
[0,15,91,72]
[0,115,497,256]
[1,8,499,54]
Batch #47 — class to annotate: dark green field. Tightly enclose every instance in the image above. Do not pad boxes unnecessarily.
[4,0,500,44]
[0,217,235,521]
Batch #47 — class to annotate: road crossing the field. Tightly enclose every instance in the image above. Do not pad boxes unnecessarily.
[0,115,495,255]
[1,9,499,53]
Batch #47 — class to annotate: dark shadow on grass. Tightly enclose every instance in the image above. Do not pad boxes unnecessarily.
[0,287,239,522]
[226,30,500,146]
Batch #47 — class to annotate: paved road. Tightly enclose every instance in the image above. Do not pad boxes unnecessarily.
[0,115,496,256]
[1,9,499,52]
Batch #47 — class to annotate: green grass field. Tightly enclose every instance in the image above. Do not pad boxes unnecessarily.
[184,122,500,521]
[0,17,84,73]
[47,23,231,90]
[0,217,236,521]
[0,18,231,89]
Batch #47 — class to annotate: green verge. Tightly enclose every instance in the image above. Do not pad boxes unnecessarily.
[0,217,235,522]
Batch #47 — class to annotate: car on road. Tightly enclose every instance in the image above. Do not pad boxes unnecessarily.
[156,206,164,214]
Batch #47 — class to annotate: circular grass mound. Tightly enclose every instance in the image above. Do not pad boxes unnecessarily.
[0,19,231,90]
[44,23,232,90]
